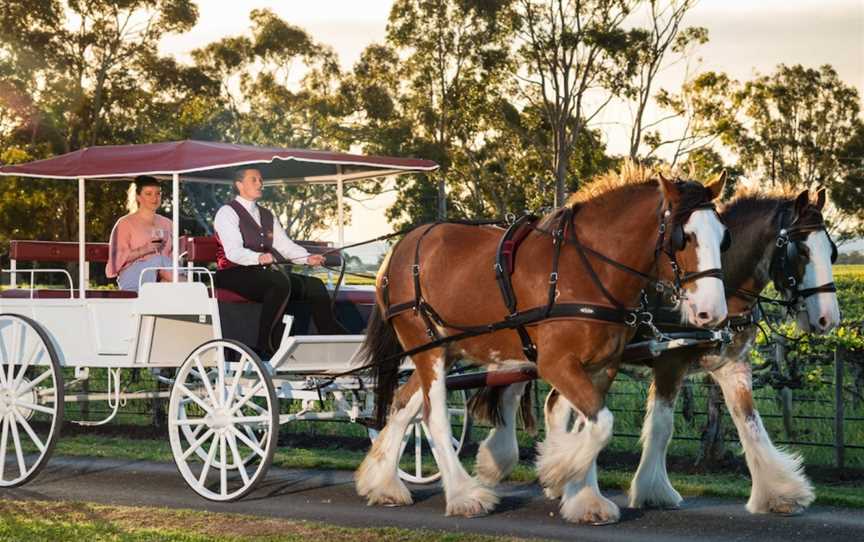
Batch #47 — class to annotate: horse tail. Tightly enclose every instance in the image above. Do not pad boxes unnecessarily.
[467,382,537,435]
[359,304,404,429]
[467,386,505,427]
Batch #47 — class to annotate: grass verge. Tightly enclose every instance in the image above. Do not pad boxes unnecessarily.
[0,498,534,542]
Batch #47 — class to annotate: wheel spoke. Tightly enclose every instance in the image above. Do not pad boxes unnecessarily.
[414,423,422,478]
[182,428,215,461]
[197,433,219,486]
[224,358,249,409]
[194,357,219,408]
[16,368,53,396]
[13,343,43,390]
[8,321,21,384]
[8,414,28,478]
[219,435,227,496]
[227,431,250,486]
[0,416,9,480]
[171,417,208,427]
[228,381,265,415]
[12,409,44,453]
[13,401,54,415]
[228,425,266,458]
[419,421,442,464]
[177,384,214,415]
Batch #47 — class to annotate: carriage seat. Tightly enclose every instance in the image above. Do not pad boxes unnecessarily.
[2,240,137,299]
[181,236,343,303]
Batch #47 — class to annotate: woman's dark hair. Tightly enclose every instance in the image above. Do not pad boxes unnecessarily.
[133,175,161,194]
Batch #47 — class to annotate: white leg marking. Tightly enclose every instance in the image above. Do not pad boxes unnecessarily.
[628,387,682,509]
[425,361,499,517]
[355,387,423,507]
[712,361,814,514]
[537,406,618,524]
[540,390,574,499]
[475,382,526,486]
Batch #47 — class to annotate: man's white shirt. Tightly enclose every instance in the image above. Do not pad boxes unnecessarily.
[213,196,310,266]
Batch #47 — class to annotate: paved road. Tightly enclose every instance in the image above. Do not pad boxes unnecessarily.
[3,456,863,541]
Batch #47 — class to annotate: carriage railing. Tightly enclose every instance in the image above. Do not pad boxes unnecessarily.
[139,265,216,293]
[1,268,76,297]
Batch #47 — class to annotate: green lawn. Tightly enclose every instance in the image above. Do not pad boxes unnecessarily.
[0,499,535,542]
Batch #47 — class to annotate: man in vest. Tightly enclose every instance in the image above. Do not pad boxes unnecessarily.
[214,167,344,356]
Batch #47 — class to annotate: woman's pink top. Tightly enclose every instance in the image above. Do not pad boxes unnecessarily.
[106,213,174,278]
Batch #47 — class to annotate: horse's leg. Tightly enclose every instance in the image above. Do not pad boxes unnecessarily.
[356,374,423,506]
[475,381,528,486]
[536,355,618,524]
[540,388,572,499]
[628,359,688,509]
[420,350,499,516]
[710,360,814,515]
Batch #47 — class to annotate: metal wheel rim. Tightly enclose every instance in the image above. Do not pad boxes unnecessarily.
[0,313,64,487]
[368,389,468,484]
[169,339,277,501]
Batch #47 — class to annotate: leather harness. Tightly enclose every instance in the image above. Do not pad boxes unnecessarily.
[380,199,725,363]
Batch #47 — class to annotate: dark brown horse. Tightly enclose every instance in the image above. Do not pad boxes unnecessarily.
[355,172,729,523]
[480,188,840,518]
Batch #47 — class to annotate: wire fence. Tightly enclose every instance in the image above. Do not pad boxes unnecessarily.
[63,347,863,469]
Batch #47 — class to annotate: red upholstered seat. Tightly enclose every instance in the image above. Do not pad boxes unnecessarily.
[182,236,342,267]
[215,288,254,303]
[0,289,137,299]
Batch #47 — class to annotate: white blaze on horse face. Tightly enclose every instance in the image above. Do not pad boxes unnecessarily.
[797,230,840,334]
[681,209,728,327]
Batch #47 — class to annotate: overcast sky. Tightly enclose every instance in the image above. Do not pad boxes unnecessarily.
[158,0,863,243]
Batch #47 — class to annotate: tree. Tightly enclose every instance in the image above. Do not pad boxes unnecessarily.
[514,0,638,206]
[624,0,706,160]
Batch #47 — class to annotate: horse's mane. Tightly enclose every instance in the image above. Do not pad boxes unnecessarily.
[566,160,657,205]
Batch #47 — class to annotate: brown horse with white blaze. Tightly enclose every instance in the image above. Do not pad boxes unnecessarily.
[481,188,840,518]
[355,173,728,523]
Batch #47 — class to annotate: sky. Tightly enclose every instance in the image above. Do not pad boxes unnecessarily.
[158,0,864,248]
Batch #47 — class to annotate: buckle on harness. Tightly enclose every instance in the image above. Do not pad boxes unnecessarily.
[411,264,420,276]
[549,272,558,284]
[625,312,638,327]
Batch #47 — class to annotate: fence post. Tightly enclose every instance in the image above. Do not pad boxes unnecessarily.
[776,338,795,439]
[834,347,845,469]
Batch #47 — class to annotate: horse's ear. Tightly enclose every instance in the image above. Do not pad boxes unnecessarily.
[705,170,727,201]
[815,187,827,210]
[792,189,810,221]
[659,174,681,204]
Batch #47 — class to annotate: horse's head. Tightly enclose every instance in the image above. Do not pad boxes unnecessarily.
[658,171,729,328]
[771,188,840,334]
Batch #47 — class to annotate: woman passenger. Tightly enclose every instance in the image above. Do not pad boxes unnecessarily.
[106,176,174,291]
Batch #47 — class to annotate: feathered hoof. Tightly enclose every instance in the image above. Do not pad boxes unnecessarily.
[445,481,499,517]
[364,480,414,507]
[475,443,518,487]
[543,484,563,500]
[560,493,620,525]
[628,481,683,510]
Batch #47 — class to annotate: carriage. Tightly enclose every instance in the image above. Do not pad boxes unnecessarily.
[0,140,479,501]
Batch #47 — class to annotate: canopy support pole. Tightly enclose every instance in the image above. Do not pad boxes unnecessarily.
[336,165,344,247]
[172,172,180,281]
[78,177,86,298]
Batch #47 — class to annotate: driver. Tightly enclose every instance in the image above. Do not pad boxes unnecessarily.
[213,167,344,356]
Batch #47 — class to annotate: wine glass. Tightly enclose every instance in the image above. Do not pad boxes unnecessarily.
[150,227,165,252]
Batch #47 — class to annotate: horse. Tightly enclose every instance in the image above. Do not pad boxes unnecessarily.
[354,171,730,523]
[476,187,840,517]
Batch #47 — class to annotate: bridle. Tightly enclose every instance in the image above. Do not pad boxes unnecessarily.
[655,201,730,302]
[771,211,838,312]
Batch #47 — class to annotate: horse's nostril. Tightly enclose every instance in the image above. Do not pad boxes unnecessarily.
[819,316,828,328]
[698,312,709,321]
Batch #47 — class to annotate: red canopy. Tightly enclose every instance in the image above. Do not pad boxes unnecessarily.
[0,140,438,184]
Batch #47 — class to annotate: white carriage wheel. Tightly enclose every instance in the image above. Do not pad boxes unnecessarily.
[368,389,469,484]
[0,313,64,488]
[168,339,278,501]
